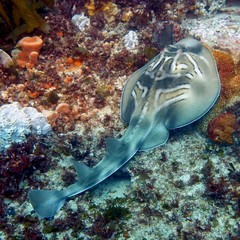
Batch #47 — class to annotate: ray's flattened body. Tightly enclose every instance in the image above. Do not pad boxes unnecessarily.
[29,37,220,219]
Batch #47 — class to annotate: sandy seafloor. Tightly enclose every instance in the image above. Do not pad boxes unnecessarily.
[0,1,240,239]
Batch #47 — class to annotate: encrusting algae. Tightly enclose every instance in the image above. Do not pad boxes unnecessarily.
[85,0,96,17]
[85,0,119,22]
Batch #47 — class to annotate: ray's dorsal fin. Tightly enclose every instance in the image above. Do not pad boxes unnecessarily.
[72,160,93,179]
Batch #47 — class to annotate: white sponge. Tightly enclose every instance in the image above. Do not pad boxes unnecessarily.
[0,102,52,152]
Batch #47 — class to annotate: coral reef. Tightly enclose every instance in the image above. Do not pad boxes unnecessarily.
[207,112,239,144]
[0,0,240,239]
[11,36,43,69]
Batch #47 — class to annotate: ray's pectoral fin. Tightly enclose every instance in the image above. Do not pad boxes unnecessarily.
[120,58,157,124]
[140,123,169,151]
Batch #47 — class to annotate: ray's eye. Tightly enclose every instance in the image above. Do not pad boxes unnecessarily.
[166,45,179,53]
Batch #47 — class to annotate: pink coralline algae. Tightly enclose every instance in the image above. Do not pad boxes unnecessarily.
[207,112,239,144]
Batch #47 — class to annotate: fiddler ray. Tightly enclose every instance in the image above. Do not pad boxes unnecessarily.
[29,37,220,219]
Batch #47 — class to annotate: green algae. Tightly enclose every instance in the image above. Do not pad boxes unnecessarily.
[96,85,111,100]
[103,205,131,223]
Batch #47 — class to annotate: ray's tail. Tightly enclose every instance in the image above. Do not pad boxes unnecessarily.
[28,189,66,219]
[28,159,94,219]
[28,137,135,219]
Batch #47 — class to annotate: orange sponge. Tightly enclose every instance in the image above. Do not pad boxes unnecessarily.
[12,36,43,68]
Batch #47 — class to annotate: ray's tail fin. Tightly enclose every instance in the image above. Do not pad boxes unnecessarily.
[28,189,66,219]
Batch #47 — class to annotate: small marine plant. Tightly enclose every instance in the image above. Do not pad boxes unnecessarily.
[88,202,131,239]
[103,204,130,223]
